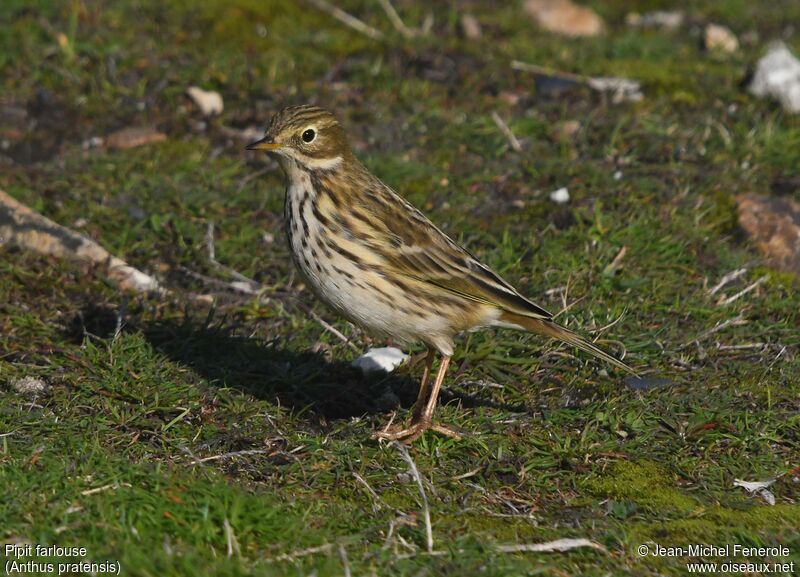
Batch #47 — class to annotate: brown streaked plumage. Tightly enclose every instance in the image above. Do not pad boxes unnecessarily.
[247,104,636,442]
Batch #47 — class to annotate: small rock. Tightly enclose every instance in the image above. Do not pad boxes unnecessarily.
[395,472,413,484]
[352,347,409,374]
[460,13,482,40]
[105,127,166,150]
[704,23,739,53]
[262,232,275,244]
[551,119,581,143]
[10,376,49,397]
[587,76,644,103]
[749,42,800,113]
[549,187,570,204]
[81,136,104,150]
[736,193,800,275]
[186,86,224,116]
[524,0,604,37]
[625,10,683,30]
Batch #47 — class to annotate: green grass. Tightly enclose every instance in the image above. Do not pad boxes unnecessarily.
[1,1,799,575]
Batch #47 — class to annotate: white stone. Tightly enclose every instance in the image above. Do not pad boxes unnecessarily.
[749,42,800,113]
[352,347,409,374]
[186,86,224,116]
[549,187,570,204]
[704,23,739,53]
[11,376,49,396]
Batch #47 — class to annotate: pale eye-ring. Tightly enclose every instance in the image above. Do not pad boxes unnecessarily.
[301,128,316,143]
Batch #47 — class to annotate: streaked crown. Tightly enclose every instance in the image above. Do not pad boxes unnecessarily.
[247,105,350,170]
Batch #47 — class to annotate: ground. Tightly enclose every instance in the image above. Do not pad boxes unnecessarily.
[1,1,799,575]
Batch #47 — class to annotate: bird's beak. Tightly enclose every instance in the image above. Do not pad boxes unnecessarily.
[246,136,282,151]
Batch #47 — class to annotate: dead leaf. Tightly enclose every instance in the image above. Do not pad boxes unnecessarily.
[736,193,800,275]
[187,86,224,116]
[105,127,166,150]
[524,0,604,37]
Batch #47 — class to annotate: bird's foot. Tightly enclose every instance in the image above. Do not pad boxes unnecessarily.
[374,419,462,444]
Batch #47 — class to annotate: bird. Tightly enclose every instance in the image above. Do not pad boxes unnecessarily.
[247,104,635,443]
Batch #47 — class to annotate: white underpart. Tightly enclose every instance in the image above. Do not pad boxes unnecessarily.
[285,167,461,356]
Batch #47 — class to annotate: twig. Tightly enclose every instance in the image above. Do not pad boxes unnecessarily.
[178,445,206,468]
[511,60,584,82]
[337,544,352,577]
[602,245,627,276]
[236,162,279,193]
[391,441,433,553]
[451,467,483,480]
[0,189,164,295]
[224,518,240,557]
[80,482,131,496]
[586,309,627,335]
[380,518,397,551]
[490,111,522,153]
[495,538,606,554]
[306,0,384,40]
[511,60,642,103]
[679,314,747,349]
[376,0,429,38]
[297,301,360,351]
[717,342,766,351]
[719,275,767,306]
[353,472,384,511]
[205,222,261,290]
[709,267,747,296]
[200,227,360,351]
[269,543,334,563]
[192,449,270,464]
[544,285,567,298]
[114,295,128,340]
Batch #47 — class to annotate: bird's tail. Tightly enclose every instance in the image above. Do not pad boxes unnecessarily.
[498,312,636,375]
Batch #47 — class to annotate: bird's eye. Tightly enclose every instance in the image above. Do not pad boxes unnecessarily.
[302,128,316,143]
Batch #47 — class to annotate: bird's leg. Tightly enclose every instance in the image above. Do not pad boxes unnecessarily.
[418,355,461,439]
[410,347,436,421]
[374,354,461,443]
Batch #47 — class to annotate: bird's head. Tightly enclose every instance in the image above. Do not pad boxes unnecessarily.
[246,105,350,171]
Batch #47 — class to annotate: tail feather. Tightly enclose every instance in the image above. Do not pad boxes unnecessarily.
[499,312,636,375]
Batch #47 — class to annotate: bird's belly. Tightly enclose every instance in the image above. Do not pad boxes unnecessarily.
[284,182,487,355]
[302,249,440,340]
[290,236,459,349]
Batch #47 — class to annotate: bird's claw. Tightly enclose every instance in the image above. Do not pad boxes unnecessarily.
[373,420,463,443]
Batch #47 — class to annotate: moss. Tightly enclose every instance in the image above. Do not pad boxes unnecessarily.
[624,503,800,549]
[583,460,697,515]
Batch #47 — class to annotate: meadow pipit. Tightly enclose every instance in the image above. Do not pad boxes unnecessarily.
[247,105,635,443]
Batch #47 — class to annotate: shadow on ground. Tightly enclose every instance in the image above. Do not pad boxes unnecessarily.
[66,302,529,420]
[147,320,423,420]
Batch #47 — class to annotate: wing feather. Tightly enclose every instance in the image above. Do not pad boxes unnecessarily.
[355,181,552,320]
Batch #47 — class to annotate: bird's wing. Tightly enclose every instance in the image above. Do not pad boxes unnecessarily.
[361,184,552,321]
